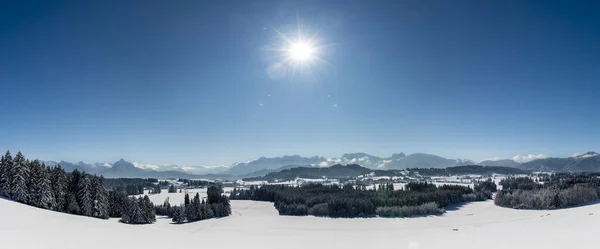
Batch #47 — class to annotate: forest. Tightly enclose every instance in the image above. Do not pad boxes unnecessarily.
[0,151,155,224]
[230,179,497,218]
[495,174,600,209]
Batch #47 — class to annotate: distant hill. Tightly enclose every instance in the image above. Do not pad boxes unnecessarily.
[237,165,302,179]
[411,165,529,176]
[243,164,372,182]
[520,152,600,172]
[243,164,525,182]
[225,155,326,175]
[477,159,520,167]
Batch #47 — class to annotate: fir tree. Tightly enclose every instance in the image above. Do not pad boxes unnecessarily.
[0,155,5,196]
[68,169,81,213]
[186,193,201,221]
[121,197,142,224]
[91,176,109,219]
[153,184,161,194]
[204,202,214,219]
[66,193,80,214]
[36,163,55,209]
[184,193,190,207]
[171,206,185,223]
[143,195,155,222]
[0,151,13,196]
[9,152,30,203]
[51,166,68,212]
[28,159,43,206]
[222,195,231,216]
[108,191,127,218]
[77,174,93,216]
[168,184,176,193]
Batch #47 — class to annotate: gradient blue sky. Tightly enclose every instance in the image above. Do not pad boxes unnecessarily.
[1,0,599,166]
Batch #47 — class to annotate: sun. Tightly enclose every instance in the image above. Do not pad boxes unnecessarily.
[287,41,315,62]
[265,25,331,79]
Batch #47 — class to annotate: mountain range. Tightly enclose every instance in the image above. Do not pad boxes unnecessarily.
[520,152,600,172]
[224,152,482,175]
[39,151,600,179]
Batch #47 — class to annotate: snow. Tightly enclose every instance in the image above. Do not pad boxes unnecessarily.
[2,195,600,249]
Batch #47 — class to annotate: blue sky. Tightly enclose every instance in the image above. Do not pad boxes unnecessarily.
[1,0,599,166]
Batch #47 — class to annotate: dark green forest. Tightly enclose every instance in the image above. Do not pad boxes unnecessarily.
[495,174,600,209]
[231,180,497,218]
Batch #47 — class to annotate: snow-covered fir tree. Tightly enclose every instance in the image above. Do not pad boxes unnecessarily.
[9,152,30,203]
[77,174,93,216]
[142,195,155,223]
[0,151,13,196]
[51,165,68,212]
[39,164,56,209]
[91,176,109,219]
[171,206,185,223]
[28,160,43,205]
[29,160,55,209]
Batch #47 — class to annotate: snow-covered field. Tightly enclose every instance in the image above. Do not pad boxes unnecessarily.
[2,195,600,249]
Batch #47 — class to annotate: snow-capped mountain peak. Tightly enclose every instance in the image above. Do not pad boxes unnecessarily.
[573,151,599,159]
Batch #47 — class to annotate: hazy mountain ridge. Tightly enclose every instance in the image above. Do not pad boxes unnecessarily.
[520,152,600,172]
[245,164,529,182]
[226,152,477,175]
[41,151,600,179]
[477,159,520,167]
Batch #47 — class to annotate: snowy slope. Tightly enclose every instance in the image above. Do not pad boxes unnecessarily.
[1,196,600,249]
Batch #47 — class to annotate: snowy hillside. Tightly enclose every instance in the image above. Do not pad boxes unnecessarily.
[2,196,600,249]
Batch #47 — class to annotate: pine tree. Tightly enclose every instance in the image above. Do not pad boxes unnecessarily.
[68,169,81,213]
[222,195,231,216]
[77,174,93,216]
[153,184,161,194]
[142,195,155,223]
[121,197,144,224]
[51,166,68,212]
[204,201,214,219]
[0,155,4,196]
[9,152,30,203]
[184,193,190,207]
[91,176,109,219]
[66,193,80,214]
[28,160,43,206]
[199,199,206,220]
[168,184,176,193]
[37,163,55,209]
[120,198,133,224]
[108,191,127,218]
[171,206,184,223]
[186,193,201,221]
[134,197,146,224]
[0,151,13,197]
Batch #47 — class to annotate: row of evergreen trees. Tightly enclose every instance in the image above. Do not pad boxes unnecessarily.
[231,181,495,218]
[0,151,110,218]
[495,175,600,209]
[154,186,231,223]
[107,190,156,224]
[0,150,156,224]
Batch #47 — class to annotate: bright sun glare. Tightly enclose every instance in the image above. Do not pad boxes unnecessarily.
[288,41,315,62]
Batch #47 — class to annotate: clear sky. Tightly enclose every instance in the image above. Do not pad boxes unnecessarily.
[1,0,599,166]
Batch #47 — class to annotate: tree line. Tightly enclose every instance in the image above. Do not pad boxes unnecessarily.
[230,181,496,218]
[495,174,600,209]
[0,150,155,224]
[154,185,231,223]
[178,179,211,187]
